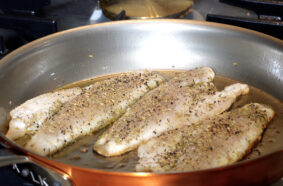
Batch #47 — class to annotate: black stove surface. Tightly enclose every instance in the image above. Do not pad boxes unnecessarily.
[0,0,282,185]
[29,0,259,30]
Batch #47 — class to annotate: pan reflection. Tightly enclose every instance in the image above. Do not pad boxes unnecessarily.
[133,34,202,69]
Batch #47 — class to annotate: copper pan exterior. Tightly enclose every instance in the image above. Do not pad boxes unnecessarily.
[3,139,283,186]
[0,20,282,185]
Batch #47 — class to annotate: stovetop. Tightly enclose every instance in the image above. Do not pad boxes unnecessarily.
[0,0,282,185]
[39,0,257,29]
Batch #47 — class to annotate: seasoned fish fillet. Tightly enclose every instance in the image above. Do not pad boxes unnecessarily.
[94,70,248,157]
[25,71,165,156]
[6,88,82,141]
[136,103,275,172]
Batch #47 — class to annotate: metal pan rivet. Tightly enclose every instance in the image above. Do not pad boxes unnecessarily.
[21,168,30,177]
[53,181,62,186]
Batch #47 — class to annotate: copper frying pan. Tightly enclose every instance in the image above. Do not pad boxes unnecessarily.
[0,20,282,186]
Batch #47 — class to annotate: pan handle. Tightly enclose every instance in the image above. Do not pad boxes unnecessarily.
[0,146,72,186]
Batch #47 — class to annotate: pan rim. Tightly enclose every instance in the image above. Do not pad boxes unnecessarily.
[0,19,282,68]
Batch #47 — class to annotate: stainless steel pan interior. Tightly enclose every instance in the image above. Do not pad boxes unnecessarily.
[0,20,282,185]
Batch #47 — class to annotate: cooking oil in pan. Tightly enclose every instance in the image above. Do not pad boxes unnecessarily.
[4,70,283,172]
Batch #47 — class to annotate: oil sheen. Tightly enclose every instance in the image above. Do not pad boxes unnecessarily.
[7,70,283,172]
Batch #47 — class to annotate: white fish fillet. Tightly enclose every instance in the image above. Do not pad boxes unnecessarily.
[94,68,241,157]
[6,88,82,141]
[25,70,165,156]
[136,103,275,172]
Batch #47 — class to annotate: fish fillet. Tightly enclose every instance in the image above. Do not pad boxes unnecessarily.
[6,88,82,141]
[136,103,275,172]
[94,70,248,157]
[25,70,165,156]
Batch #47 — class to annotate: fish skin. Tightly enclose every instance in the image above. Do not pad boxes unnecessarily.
[94,67,223,157]
[6,88,82,141]
[25,70,165,156]
[136,103,274,172]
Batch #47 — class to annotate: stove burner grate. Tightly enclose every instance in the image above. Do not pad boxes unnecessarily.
[207,0,283,39]
[0,0,57,58]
